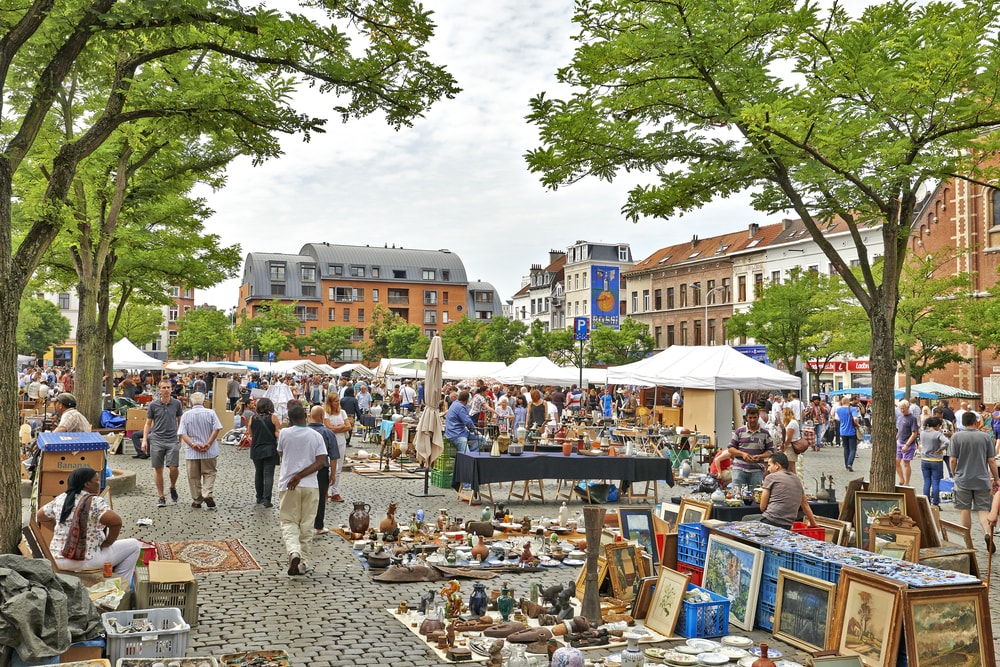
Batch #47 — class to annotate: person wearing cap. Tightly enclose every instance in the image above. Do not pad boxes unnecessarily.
[52,392,91,433]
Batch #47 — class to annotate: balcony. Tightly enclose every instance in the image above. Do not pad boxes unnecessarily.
[388,295,409,305]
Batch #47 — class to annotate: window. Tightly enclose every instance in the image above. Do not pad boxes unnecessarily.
[269,263,286,281]
[692,286,700,306]
[310,327,317,334]
[680,321,688,345]
[298,326,305,335]
[170,286,180,297]
[443,291,449,305]
[654,289,662,310]
[574,275,579,290]
[328,308,336,322]
[271,283,285,295]
[808,265,819,273]
[582,271,587,287]
[353,328,365,342]
[423,310,438,325]
[442,311,449,323]
[183,306,191,313]
[372,289,379,302]
[754,273,764,299]
[183,289,193,298]
[424,290,438,305]
[294,306,318,321]
[666,287,675,309]
[425,328,438,337]
[332,287,363,302]
[441,270,450,281]
[388,288,408,304]
[642,290,650,311]
[350,266,365,277]
[169,307,178,322]
[476,311,493,321]
[475,291,493,304]
[738,275,747,302]
[771,270,781,285]
[301,265,316,282]
[371,267,380,278]
[422,269,435,280]
[301,285,317,297]
[722,277,731,303]
[343,308,350,322]
[393,269,406,279]
[357,308,364,323]
[654,326,662,348]
[680,284,688,308]
[58,293,70,309]
[708,319,716,346]
[694,320,702,345]
[631,291,638,312]
[583,301,587,314]
[722,317,730,343]
[619,246,629,261]
[329,264,343,276]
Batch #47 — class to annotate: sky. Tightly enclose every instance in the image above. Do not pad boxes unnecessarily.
[195,2,756,312]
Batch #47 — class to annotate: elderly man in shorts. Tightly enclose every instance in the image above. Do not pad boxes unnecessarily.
[142,380,184,508]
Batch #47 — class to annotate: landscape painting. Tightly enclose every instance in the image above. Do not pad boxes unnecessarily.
[903,585,995,667]
[702,534,762,630]
[833,567,904,667]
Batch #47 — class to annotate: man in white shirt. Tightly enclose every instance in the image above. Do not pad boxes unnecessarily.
[671,390,682,407]
[785,392,804,421]
[399,380,417,413]
[277,402,327,575]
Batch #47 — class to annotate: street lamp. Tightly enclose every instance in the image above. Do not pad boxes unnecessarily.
[693,283,728,345]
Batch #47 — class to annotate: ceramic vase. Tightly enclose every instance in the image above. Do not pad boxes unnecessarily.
[620,632,644,667]
[751,644,777,667]
[349,502,371,535]
[550,645,585,667]
[497,582,514,621]
[468,582,488,617]
[562,441,573,456]
[471,536,489,562]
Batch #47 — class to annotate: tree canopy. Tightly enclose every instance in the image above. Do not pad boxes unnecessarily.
[16,297,71,358]
[526,0,1000,491]
[171,308,236,360]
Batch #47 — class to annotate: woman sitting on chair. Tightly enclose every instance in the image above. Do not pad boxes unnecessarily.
[36,466,141,583]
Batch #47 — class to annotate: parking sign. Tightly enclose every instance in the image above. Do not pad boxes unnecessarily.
[574,317,590,341]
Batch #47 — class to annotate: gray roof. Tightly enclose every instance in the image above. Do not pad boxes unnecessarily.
[241,252,320,302]
[300,243,468,282]
[468,281,503,316]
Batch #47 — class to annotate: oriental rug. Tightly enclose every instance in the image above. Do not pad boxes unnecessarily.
[156,538,260,573]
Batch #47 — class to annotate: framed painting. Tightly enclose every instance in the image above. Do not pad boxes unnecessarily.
[677,497,711,526]
[774,567,837,653]
[619,508,658,565]
[940,519,974,549]
[643,566,690,638]
[604,542,643,602]
[813,658,865,667]
[814,517,851,546]
[831,566,905,667]
[902,584,995,667]
[702,534,763,630]
[657,502,681,532]
[853,491,906,550]
[914,493,941,548]
[630,575,658,620]
[877,544,909,559]
[575,556,607,601]
[868,519,920,562]
[895,485,939,548]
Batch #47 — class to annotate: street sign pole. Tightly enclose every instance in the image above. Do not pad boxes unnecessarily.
[574,317,590,389]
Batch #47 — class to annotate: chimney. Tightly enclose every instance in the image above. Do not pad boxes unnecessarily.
[782,218,795,230]
[549,249,566,265]
[691,235,699,247]
[748,223,760,237]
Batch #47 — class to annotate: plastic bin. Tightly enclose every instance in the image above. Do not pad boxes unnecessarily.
[792,521,826,541]
[794,552,832,580]
[759,576,777,608]
[114,660,217,667]
[676,523,708,567]
[676,561,703,586]
[762,546,794,580]
[101,608,190,664]
[675,584,730,638]
[219,649,289,667]
[756,599,775,631]
[432,455,454,472]
[430,469,453,488]
[134,566,198,626]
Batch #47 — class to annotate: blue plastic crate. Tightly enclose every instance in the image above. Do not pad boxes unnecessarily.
[759,576,777,608]
[676,583,730,638]
[677,542,706,567]
[756,599,775,631]
[762,546,794,579]
[824,561,842,583]
[677,522,708,553]
[794,552,828,580]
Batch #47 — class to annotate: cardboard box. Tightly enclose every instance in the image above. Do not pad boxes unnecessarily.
[39,448,106,474]
[126,408,148,431]
[37,431,109,452]
[149,560,194,583]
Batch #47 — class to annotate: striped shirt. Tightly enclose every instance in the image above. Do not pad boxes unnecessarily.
[178,405,223,459]
[729,425,774,473]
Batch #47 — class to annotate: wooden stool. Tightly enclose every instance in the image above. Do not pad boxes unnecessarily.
[508,479,545,504]
[555,479,584,503]
[626,479,659,504]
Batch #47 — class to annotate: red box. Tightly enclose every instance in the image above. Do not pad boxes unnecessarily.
[792,521,826,541]
[137,539,157,566]
[677,561,703,586]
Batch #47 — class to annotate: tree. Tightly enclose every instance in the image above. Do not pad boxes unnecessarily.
[16,298,71,359]
[481,317,527,364]
[301,326,355,364]
[521,320,554,358]
[441,316,486,361]
[801,297,868,396]
[547,328,578,367]
[387,323,427,358]
[526,0,1000,491]
[113,303,165,348]
[0,1,457,551]
[362,305,407,362]
[171,308,236,360]
[234,301,299,361]
[587,319,654,366]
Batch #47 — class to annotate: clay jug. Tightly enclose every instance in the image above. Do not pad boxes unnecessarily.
[562,441,573,456]
[349,502,371,535]
[751,643,777,667]
[472,535,490,562]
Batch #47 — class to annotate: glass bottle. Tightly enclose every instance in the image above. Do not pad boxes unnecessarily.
[507,643,529,667]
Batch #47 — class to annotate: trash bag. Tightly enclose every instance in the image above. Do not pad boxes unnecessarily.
[100,410,126,428]
[112,396,139,416]
[697,474,720,494]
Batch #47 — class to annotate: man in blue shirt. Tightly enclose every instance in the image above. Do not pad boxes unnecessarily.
[836,397,860,472]
[445,391,485,453]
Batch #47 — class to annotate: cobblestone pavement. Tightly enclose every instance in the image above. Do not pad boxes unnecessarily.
[78,437,998,666]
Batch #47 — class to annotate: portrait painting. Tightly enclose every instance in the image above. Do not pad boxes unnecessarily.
[604,542,643,602]
[774,567,837,652]
[657,502,681,532]
[677,497,711,526]
[702,534,763,630]
[575,556,607,601]
[643,566,690,638]
[619,508,658,564]
[831,566,905,667]
[902,584,995,667]
[853,491,906,550]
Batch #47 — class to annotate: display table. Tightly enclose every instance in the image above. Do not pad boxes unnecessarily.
[710,500,840,522]
[452,451,674,496]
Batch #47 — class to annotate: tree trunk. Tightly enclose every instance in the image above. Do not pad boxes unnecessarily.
[0,288,22,554]
[868,309,897,492]
[101,263,115,399]
[76,277,105,425]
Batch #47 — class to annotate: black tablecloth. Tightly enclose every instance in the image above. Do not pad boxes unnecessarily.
[709,501,840,522]
[452,451,674,494]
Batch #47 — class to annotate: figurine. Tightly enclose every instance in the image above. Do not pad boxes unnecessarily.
[487,640,504,667]
[396,601,409,614]
[519,541,534,565]
[380,502,400,535]
[418,588,437,614]
[440,580,464,619]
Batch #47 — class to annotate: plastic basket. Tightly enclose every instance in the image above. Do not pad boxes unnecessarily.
[134,566,198,626]
[824,561,842,584]
[430,469,453,488]
[792,521,826,541]
[219,649,289,667]
[432,455,454,472]
[676,562,703,586]
[114,661,217,667]
[101,608,189,665]
[756,600,775,631]
[676,584,730,638]
[759,576,777,608]
[794,552,829,580]
[677,541,706,568]
[762,546,794,580]
[676,522,708,566]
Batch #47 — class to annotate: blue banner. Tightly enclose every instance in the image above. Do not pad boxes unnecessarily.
[591,265,620,330]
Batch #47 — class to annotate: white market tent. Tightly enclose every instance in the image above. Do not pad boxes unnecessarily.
[441,360,507,381]
[112,338,164,370]
[332,363,374,378]
[377,358,426,378]
[495,356,579,387]
[607,345,799,390]
[578,367,608,387]
[270,359,328,375]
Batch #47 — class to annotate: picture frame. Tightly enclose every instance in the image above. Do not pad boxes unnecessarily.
[630,575,658,620]
[643,566,690,637]
[814,516,852,546]
[619,508,658,565]
[867,513,921,562]
[702,534,763,630]
[914,493,941,548]
[812,658,865,667]
[838,477,868,523]
[877,544,909,560]
[831,566,905,667]
[773,567,837,653]
[604,542,643,602]
[575,556,608,601]
[895,485,939,548]
[656,502,681,532]
[853,491,906,550]
[902,583,995,667]
[940,519,974,549]
[677,497,712,526]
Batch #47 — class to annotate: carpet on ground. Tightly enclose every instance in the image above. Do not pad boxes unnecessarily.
[156,538,261,573]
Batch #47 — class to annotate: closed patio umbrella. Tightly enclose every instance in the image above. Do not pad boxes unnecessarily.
[411,336,445,497]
